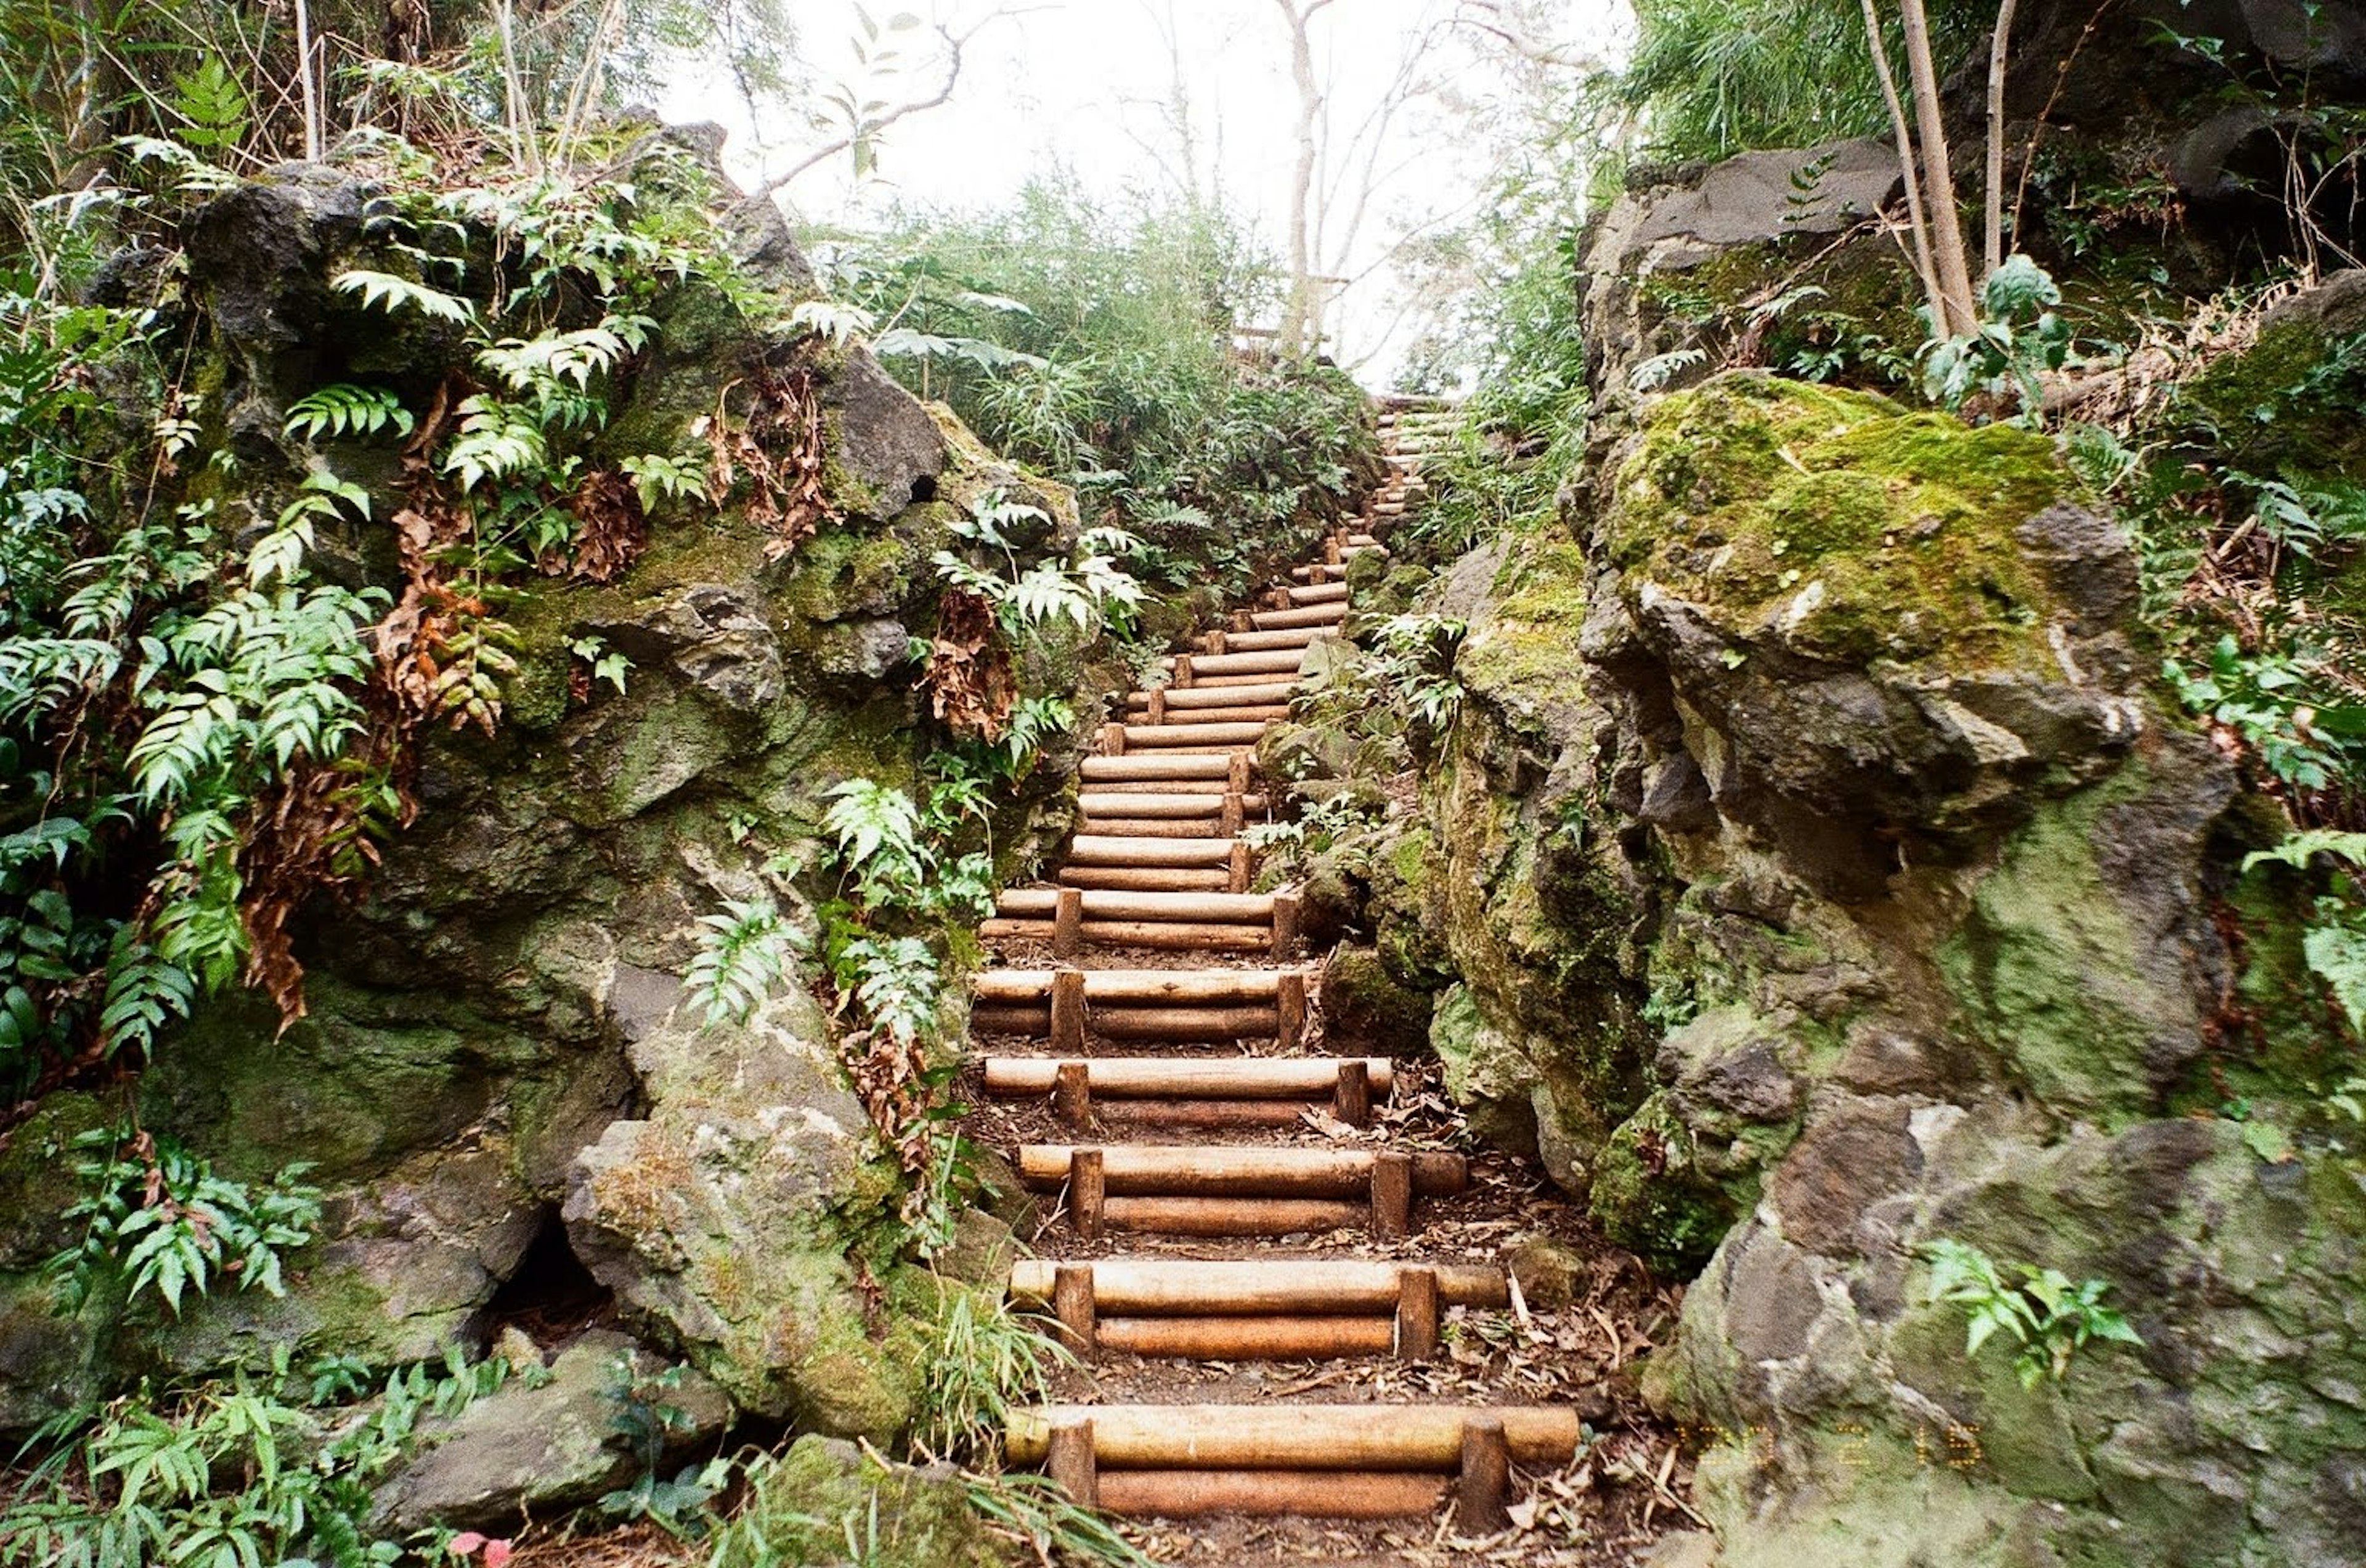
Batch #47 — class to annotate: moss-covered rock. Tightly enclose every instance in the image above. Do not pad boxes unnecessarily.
[710,1434,1014,1568]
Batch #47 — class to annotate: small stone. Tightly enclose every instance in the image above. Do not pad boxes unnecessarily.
[1504,1235,1588,1310]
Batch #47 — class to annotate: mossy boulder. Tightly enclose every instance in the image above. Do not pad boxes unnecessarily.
[710,1434,1014,1568]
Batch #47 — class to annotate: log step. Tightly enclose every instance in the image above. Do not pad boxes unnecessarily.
[1130,682,1295,709]
[1081,754,1235,782]
[1075,792,1254,819]
[981,919,1272,953]
[1211,627,1333,652]
[985,1057,1391,1099]
[1288,563,1349,582]
[1070,818,1230,839]
[1082,1468,1448,1519]
[1007,1403,1579,1469]
[1066,835,1239,866]
[1018,1144,1466,1198]
[975,969,1302,1003]
[1287,581,1349,605]
[1250,603,1348,630]
[973,1006,1280,1041]
[995,890,1274,921]
[1112,704,1288,728]
[1007,1257,1506,1313]
[1120,722,1274,749]
[1161,649,1306,678]
[1055,866,1230,891]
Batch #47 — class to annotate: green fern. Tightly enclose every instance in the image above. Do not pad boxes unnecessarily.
[282,386,414,442]
[168,55,250,152]
[331,269,478,325]
[685,897,807,1028]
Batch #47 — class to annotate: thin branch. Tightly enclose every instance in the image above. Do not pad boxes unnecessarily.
[1860,0,1945,324]
[1983,0,2021,276]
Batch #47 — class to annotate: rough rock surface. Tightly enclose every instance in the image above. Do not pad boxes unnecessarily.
[1425,371,2366,1565]
[709,1434,1014,1568]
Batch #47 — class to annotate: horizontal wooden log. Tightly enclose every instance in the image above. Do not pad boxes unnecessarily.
[986,1055,1388,1097]
[996,890,1274,922]
[1219,627,1333,652]
[975,970,1294,1004]
[1250,604,1348,630]
[1121,722,1271,749]
[1095,1099,1315,1128]
[1091,1004,1283,1039]
[1096,1314,1396,1359]
[1161,649,1306,677]
[1078,792,1224,818]
[1093,1469,1445,1519]
[1124,704,1290,726]
[1182,672,1298,689]
[1055,866,1230,892]
[1346,533,1381,546]
[1080,754,1232,782]
[1097,1195,1367,1235]
[1008,1404,1581,1470]
[1288,563,1349,582]
[1009,1258,1506,1314]
[1287,582,1350,605]
[1066,835,1238,867]
[1131,681,1296,710]
[1073,818,1226,840]
[1018,1145,1466,1198]
[982,919,1272,952]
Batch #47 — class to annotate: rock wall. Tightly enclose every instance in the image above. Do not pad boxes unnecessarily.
[1423,372,2366,1566]
[0,143,1097,1450]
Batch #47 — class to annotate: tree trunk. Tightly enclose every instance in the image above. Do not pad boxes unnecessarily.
[1860,0,1946,326]
[1985,0,2023,277]
[1897,0,1980,333]
[1273,0,1334,357]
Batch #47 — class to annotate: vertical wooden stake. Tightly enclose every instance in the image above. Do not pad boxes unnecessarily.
[1147,688,1167,725]
[1052,1061,1091,1129]
[1048,1416,1098,1507]
[1333,1058,1372,1126]
[1208,629,1229,656]
[1219,791,1245,837]
[1227,840,1253,895]
[1099,721,1128,756]
[1054,887,1083,959]
[1071,1147,1106,1241]
[1230,609,1254,633]
[1456,1415,1511,1535]
[1049,969,1086,1055]
[1052,1263,1097,1355]
[1227,750,1253,795]
[1270,892,1301,961]
[1327,535,1343,565]
[1173,654,1195,689]
[1395,1264,1439,1360]
[1371,1150,1412,1241]
[1277,970,1308,1051]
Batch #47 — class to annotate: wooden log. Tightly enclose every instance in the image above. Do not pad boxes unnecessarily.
[1277,970,1308,1050]
[1099,1195,1366,1235]
[1457,1416,1512,1535]
[1131,681,1295,710]
[1096,1314,1396,1359]
[1007,1258,1507,1314]
[970,1004,1052,1034]
[1066,836,1237,866]
[1052,886,1082,958]
[1347,532,1381,546]
[997,889,1275,922]
[1075,818,1227,840]
[985,1056,1391,1099]
[1018,1145,1465,1198]
[1226,750,1254,794]
[1145,687,1166,725]
[1058,866,1230,892]
[1007,1404,1582,1470]
[1201,628,1227,655]
[1052,1060,1090,1127]
[1372,1151,1413,1241]
[1071,1148,1105,1241]
[1271,891,1301,960]
[1221,627,1333,652]
[1227,839,1252,893]
[1099,721,1128,755]
[1160,649,1305,677]
[1122,722,1272,749]
[1396,1265,1439,1360]
[1050,969,1086,1055]
[1334,1058,1372,1126]
[1096,1099,1314,1128]
[1079,778,1264,798]
[1288,581,1350,605]
[1181,672,1298,689]
[1047,1418,1097,1508]
[982,919,1275,953]
[1250,604,1348,630]
[1123,704,1290,726]
[1081,754,1232,782]
[974,969,1295,1004]
[1052,1263,1096,1352]
[1219,791,1245,837]
[1117,742,1266,756]
[1091,1004,1283,1039]
[1093,1469,1445,1519]
[1288,563,1349,582]
[1171,652,1193,688]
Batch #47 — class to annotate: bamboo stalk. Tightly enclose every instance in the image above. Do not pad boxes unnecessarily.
[1007,1405,1583,1469]
[985,1057,1391,1097]
[1094,1469,1445,1519]
[1007,1259,1508,1313]
[1019,1145,1465,1197]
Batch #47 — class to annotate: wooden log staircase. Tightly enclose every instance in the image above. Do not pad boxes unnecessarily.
[975,400,1569,1535]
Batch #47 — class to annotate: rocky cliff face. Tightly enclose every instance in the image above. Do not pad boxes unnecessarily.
[1419,367,2366,1566]
[0,142,1090,1453]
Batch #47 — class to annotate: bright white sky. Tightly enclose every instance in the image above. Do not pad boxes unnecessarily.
[663,1,1631,384]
